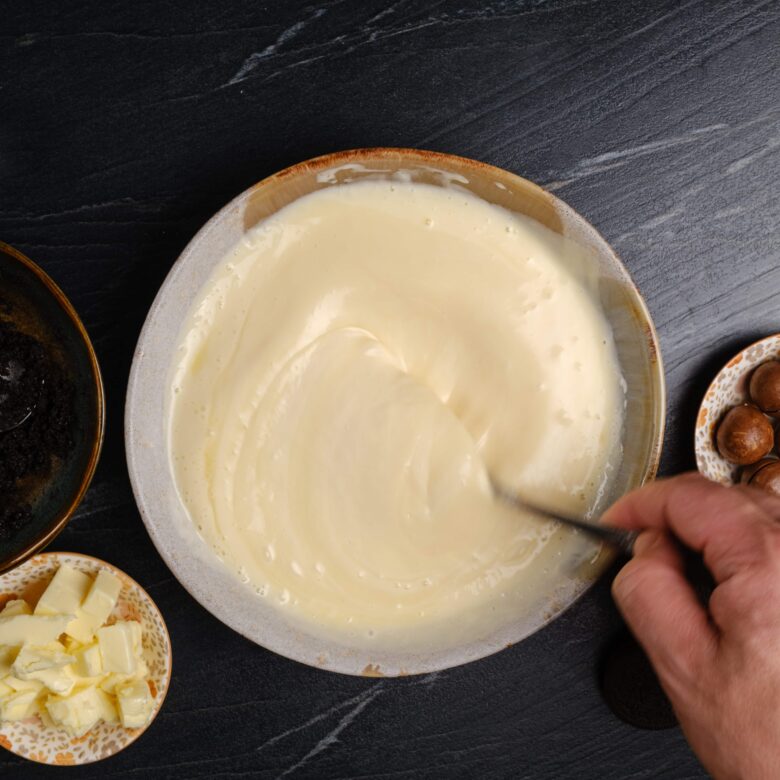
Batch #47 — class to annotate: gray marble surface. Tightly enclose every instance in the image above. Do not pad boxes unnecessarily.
[1,0,779,777]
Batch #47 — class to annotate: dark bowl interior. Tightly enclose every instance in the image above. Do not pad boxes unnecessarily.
[0,242,103,572]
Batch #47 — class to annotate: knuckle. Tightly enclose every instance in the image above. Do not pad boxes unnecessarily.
[768,527,780,560]
[612,559,649,610]
[709,582,739,625]
[710,523,780,578]
[747,524,780,568]
[710,572,780,629]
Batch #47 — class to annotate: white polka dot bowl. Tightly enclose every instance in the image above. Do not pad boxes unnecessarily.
[0,552,171,766]
[695,334,780,485]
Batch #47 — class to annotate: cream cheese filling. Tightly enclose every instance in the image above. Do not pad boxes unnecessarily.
[168,180,624,649]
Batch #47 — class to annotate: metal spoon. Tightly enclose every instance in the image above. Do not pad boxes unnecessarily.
[0,357,36,433]
[492,480,638,556]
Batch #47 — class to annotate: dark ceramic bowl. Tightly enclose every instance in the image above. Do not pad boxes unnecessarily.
[0,241,104,572]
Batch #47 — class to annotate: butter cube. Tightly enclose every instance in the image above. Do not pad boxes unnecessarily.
[0,646,19,677]
[13,642,74,675]
[39,668,77,696]
[46,686,104,737]
[95,688,118,724]
[4,676,45,693]
[27,694,48,719]
[37,705,56,729]
[63,636,83,653]
[0,689,40,721]
[35,565,92,617]
[65,570,123,644]
[98,672,132,695]
[1,599,31,617]
[116,679,153,729]
[74,643,103,678]
[12,643,77,695]
[97,658,147,695]
[65,612,101,645]
[82,570,122,623]
[97,622,138,675]
[129,620,143,654]
[0,614,72,646]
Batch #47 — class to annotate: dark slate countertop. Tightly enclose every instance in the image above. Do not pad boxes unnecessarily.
[2,1,779,777]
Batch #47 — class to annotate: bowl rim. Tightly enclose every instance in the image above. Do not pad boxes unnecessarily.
[0,550,172,765]
[125,147,666,675]
[0,242,105,574]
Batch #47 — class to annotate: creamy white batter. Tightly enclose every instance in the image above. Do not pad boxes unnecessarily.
[168,180,624,649]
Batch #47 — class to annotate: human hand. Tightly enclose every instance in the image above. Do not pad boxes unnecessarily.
[604,472,780,780]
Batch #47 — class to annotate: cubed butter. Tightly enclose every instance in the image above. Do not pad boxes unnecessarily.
[34,565,92,617]
[4,676,45,693]
[0,565,153,737]
[65,570,123,644]
[99,672,133,695]
[12,643,77,696]
[129,620,143,654]
[36,705,56,730]
[97,622,138,675]
[82,570,122,623]
[116,679,153,729]
[46,686,104,737]
[13,642,74,675]
[27,695,48,719]
[1,599,31,617]
[0,689,40,721]
[0,646,18,677]
[136,658,148,679]
[74,643,103,678]
[98,659,147,696]
[65,611,102,645]
[95,688,119,724]
[0,614,72,646]
[21,668,76,696]
[63,635,83,653]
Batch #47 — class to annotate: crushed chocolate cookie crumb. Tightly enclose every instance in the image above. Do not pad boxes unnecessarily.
[0,320,74,539]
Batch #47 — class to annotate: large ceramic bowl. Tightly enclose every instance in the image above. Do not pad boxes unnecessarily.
[126,149,665,676]
[0,243,104,573]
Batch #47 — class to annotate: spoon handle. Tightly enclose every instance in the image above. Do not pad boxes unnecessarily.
[492,484,639,556]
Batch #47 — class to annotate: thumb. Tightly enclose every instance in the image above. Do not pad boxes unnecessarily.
[612,530,717,685]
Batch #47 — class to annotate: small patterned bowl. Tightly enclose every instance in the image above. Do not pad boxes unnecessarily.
[695,333,780,484]
[0,552,171,766]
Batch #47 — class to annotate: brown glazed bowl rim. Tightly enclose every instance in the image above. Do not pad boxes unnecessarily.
[0,241,105,573]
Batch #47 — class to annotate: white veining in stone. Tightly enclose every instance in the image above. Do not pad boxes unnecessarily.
[278,685,385,777]
[227,9,327,86]
[544,124,729,190]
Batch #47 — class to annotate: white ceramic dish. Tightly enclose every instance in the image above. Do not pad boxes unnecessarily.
[126,148,665,676]
[0,552,171,765]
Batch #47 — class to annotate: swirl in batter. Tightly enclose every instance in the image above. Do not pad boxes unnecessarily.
[169,180,624,649]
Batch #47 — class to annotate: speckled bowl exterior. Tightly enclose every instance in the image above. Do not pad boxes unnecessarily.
[126,148,665,676]
[0,243,105,574]
[695,334,780,484]
[0,552,171,766]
